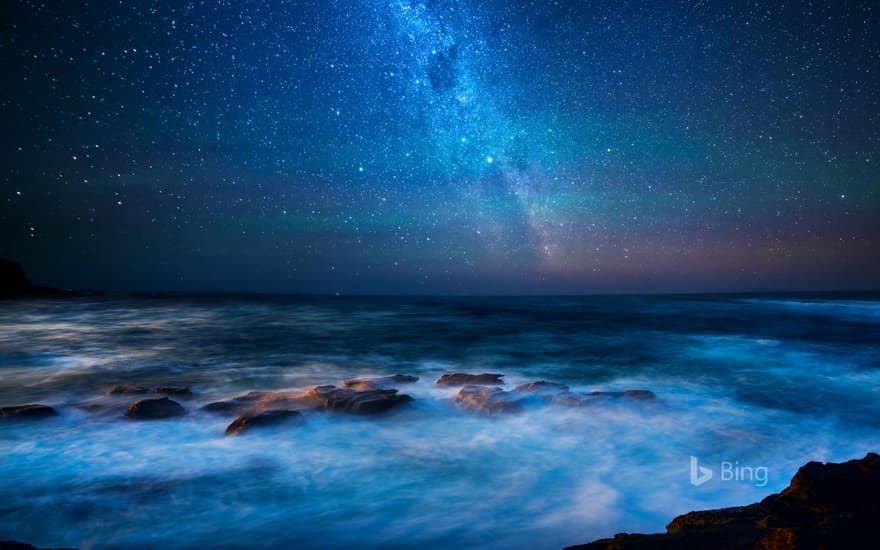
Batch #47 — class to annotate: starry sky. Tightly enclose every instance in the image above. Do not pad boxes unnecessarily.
[1,0,878,294]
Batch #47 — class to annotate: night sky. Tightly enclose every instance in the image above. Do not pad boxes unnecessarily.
[2,1,878,294]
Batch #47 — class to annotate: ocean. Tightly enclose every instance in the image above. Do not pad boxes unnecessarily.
[1,293,878,549]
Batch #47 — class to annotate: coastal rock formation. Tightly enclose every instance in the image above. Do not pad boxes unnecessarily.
[0,404,59,419]
[105,385,192,396]
[0,541,77,550]
[567,452,880,549]
[512,382,656,407]
[202,390,320,415]
[0,258,65,297]
[124,397,186,420]
[436,373,504,386]
[343,374,419,391]
[456,386,524,413]
[307,385,413,414]
[225,410,303,436]
[513,380,570,393]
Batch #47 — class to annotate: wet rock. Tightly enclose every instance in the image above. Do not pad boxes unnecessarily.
[105,384,151,395]
[307,385,413,414]
[513,380,571,394]
[124,397,186,420]
[343,374,419,391]
[202,390,320,415]
[456,386,524,413]
[105,384,192,396]
[0,404,58,419]
[568,452,880,549]
[225,409,303,436]
[436,373,504,386]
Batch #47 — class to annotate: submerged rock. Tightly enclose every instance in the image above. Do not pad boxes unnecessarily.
[513,380,570,394]
[105,384,192,396]
[343,374,419,391]
[202,390,319,415]
[456,386,524,413]
[0,404,58,419]
[105,384,151,395]
[308,385,413,414]
[568,452,880,549]
[124,397,186,420]
[436,373,504,386]
[225,410,303,436]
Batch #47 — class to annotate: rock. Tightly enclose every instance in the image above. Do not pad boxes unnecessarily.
[0,541,78,550]
[105,384,192,396]
[154,385,192,396]
[456,386,524,413]
[105,384,151,395]
[225,410,303,436]
[0,404,58,419]
[307,385,413,414]
[0,258,67,297]
[436,373,504,386]
[513,380,570,393]
[202,390,319,415]
[343,374,419,391]
[567,452,880,549]
[124,397,186,420]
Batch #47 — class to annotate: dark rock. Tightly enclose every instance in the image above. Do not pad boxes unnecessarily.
[513,380,571,394]
[124,397,186,420]
[456,386,524,413]
[225,409,303,436]
[105,384,151,395]
[0,541,78,550]
[201,390,316,415]
[307,385,413,414]
[154,385,192,396]
[0,404,58,419]
[343,374,419,391]
[0,258,67,297]
[202,400,250,414]
[567,452,880,549]
[436,373,504,386]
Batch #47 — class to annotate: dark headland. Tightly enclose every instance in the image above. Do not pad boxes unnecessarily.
[568,453,880,549]
[0,259,67,298]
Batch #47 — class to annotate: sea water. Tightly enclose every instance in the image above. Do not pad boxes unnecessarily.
[1,294,878,549]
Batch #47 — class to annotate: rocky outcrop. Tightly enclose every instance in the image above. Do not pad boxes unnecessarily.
[513,380,570,393]
[512,382,656,407]
[343,374,419,391]
[436,373,504,386]
[0,541,78,550]
[0,258,66,297]
[202,390,320,415]
[0,404,58,419]
[456,386,524,413]
[307,385,413,414]
[124,397,186,420]
[225,410,303,436]
[567,452,880,549]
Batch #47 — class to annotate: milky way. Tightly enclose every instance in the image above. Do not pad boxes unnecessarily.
[1,1,878,293]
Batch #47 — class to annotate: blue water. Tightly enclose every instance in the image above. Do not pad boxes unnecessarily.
[1,294,878,549]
